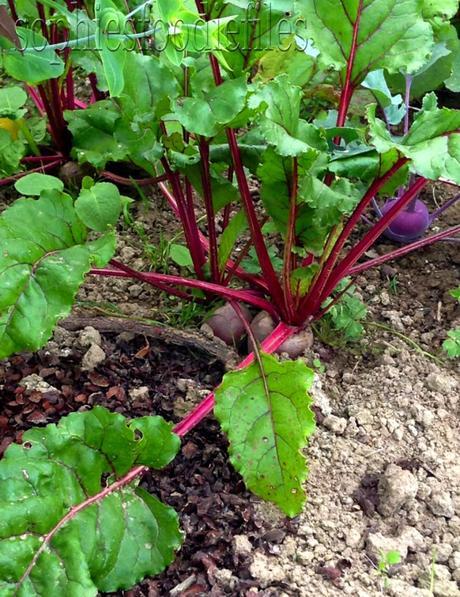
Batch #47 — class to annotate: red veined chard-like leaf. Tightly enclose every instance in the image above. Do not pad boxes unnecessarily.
[0,407,182,596]
[302,0,434,85]
[214,353,315,517]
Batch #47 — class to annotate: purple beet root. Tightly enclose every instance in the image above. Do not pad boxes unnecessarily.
[381,198,431,243]
[249,311,313,358]
[58,161,86,187]
[204,303,252,346]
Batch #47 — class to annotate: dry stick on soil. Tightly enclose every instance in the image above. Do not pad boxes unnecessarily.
[61,315,238,367]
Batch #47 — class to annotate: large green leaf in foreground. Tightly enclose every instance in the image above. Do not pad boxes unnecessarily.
[0,189,115,358]
[215,353,315,517]
[0,407,182,596]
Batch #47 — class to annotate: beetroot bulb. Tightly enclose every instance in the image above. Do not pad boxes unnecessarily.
[248,311,313,358]
[203,302,253,346]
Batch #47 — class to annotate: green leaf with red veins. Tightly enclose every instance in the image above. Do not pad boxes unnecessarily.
[258,147,313,235]
[0,407,182,596]
[207,0,298,73]
[258,147,358,254]
[215,353,315,517]
[301,0,434,82]
[368,93,460,183]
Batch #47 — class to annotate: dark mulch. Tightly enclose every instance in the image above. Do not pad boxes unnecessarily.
[0,330,295,596]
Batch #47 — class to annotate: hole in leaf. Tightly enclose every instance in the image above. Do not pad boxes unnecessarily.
[134,428,143,441]
[101,472,110,487]
[23,442,32,449]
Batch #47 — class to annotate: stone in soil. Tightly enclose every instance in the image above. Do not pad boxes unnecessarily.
[366,526,425,562]
[377,463,419,516]
[78,326,102,348]
[81,344,106,371]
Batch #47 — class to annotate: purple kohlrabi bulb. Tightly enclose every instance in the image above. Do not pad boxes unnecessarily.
[381,198,431,243]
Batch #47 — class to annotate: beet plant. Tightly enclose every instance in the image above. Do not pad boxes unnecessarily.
[0,0,460,593]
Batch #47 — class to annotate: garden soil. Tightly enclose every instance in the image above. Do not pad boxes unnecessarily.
[0,182,459,596]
